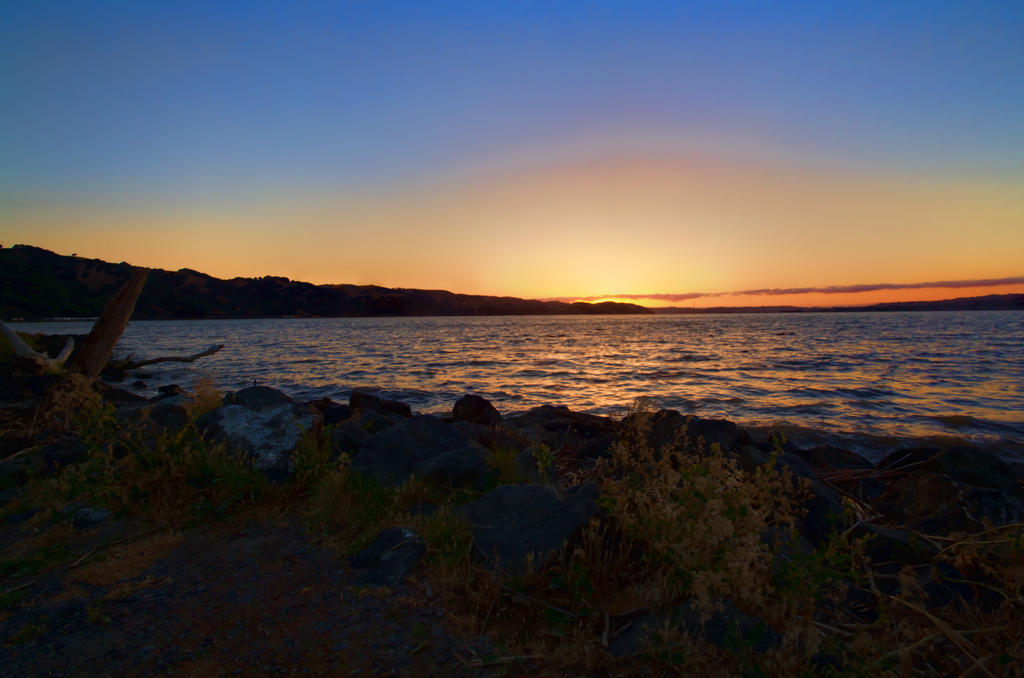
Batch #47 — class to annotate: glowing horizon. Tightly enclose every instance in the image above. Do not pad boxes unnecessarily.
[2,2,1022,307]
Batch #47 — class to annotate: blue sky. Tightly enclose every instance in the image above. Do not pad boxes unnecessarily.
[3,0,1021,202]
[1,1,1022,303]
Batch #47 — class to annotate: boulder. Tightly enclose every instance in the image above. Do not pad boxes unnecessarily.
[738,445,845,546]
[349,391,412,418]
[622,409,749,455]
[72,506,111,529]
[609,598,780,656]
[115,402,190,441]
[155,384,186,400]
[0,435,34,461]
[351,414,489,487]
[876,446,1024,533]
[797,444,873,471]
[199,386,314,480]
[924,447,1020,491]
[502,405,616,457]
[452,420,530,456]
[99,386,149,405]
[851,524,939,566]
[458,483,600,574]
[0,437,88,487]
[452,394,502,425]
[308,398,352,425]
[331,409,405,457]
[40,437,90,472]
[225,385,292,409]
[349,527,426,587]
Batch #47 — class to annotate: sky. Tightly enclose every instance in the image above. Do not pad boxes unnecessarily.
[2,0,1022,307]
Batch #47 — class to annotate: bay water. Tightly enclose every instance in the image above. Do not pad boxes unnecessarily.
[14,311,1024,462]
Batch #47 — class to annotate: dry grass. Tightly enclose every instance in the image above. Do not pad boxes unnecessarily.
[183,376,223,419]
[7,371,1024,675]
[401,402,1024,676]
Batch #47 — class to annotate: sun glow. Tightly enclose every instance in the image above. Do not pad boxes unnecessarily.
[3,150,1022,307]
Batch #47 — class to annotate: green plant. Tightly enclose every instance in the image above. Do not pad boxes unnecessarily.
[485,445,525,486]
[534,445,555,482]
[420,505,473,568]
[306,463,433,552]
[292,424,336,489]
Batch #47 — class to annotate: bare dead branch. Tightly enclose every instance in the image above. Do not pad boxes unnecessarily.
[120,344,224,370]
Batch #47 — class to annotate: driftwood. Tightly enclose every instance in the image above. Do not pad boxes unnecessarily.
[0,319,74,370]
[119,344,224,370]
[4,268,223,378]
[72,268,149,378]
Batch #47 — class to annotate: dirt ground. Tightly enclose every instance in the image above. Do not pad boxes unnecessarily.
[0,514,505,678]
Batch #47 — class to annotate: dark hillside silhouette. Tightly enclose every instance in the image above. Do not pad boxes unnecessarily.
[0,245,651,319]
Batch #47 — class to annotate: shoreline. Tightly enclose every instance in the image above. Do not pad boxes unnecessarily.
[2,369,1024,674]
[8,303,1024,324]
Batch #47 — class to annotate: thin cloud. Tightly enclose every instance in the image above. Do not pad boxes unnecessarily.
[735,276,1024,296]
[546,276,1024,303]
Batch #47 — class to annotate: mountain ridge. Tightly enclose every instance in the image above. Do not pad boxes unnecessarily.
[0,245,652,319]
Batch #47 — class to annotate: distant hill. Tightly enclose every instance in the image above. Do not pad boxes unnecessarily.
[0,245,651,319]
[652,294,1024,314]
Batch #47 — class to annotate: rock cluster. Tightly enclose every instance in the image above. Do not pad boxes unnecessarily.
[3,377,1023,660]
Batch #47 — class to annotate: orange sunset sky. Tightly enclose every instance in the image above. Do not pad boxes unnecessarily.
[2,3,1022,308]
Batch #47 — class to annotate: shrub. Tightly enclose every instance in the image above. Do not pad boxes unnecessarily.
[596,401,803,618]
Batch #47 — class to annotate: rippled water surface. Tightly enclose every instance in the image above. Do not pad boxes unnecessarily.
[16,312,1024,458]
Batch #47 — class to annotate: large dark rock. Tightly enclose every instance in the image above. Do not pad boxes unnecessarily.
[851,524,940,566]
[40,437,90,472]
[797,444,873,471]
[225,385,293,409]
[458,483,600,574]
[351,414,489,487]
[738,445,845,546]
[199,386,314,480]
[0,437,88,487]
[155,384,186,400]
[0,371,62,405]
[115,401,190,440]
[452,394,502,426]
[502,405,616,458]
[349,391,412,418]
[0,435,34,461]
[624,409,749,454]
[876,446,1024,533]
[99,386,149,405]
[924,447,1020,491]
[331,409,406,457]
[71,506,111,529]
[451,420,534,464]
[349,527,426,587]
[609,598,780,656]
[309,398,352,425]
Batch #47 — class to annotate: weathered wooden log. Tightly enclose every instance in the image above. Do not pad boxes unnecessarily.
[72,268,149,378]
[0,319,74,370]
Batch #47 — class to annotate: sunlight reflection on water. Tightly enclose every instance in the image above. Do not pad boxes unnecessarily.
[15,311,1024,459]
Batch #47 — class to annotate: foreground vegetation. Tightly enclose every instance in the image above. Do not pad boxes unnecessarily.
[2,368,1023,676]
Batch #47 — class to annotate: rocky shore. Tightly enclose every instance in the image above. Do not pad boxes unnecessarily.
[2,359,1023,676]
